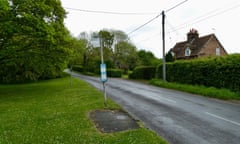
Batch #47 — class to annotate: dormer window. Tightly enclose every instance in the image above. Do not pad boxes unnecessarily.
[185,47,191,56]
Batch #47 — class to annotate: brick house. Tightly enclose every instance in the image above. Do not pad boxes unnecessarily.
[169,29,228,60]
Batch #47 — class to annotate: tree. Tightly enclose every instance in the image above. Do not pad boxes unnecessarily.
[137,50,160,66]
[78,29,137,74]
[98,30,114,67]
[166,51,175,62]
[68,37,87,66]
[99,30,114,49]
[111,30,129,44]
[0,0,8,11]
[114,41,138,72]
[0,0,71,83]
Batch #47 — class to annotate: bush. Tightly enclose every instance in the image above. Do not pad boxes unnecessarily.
[129,66,156,80]
[156,54,240,92]
[107,69,122,78]
[72,65,84,73]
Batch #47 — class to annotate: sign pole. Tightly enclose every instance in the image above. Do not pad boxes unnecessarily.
[103,82,107,107]
[100,34,107,107]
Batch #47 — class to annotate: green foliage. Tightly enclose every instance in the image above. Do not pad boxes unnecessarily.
[72,65,84,73]
[83,46,100,73]
[129,66,156,80]
[83,30,139,74]
[107,69,122,78]
[0,77,167,144]
[114,41,138,71]
[111,30,129,41]
[99,30,114,49]
[0,0,71,83]
[150,79,240,100]
[156,54,240,92]
[77,30,161,75]
[0,0,8,10]
[137,50,160,66]
[83,30,116,74]
[68,38,86,66]
[165,51,175,62]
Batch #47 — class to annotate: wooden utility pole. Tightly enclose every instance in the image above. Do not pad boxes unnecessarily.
[162,11,166,81]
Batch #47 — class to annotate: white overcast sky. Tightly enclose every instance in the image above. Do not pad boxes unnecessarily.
[61,0,240,58]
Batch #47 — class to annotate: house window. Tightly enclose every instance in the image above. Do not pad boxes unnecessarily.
[185,47,191,56]
[216,48,220,56]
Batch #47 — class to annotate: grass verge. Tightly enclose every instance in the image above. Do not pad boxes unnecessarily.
[150,79,240,100]
[0,77,167,144]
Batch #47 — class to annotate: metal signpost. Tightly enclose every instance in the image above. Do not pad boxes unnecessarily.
[100,63,107,107]
[99,35,108,107]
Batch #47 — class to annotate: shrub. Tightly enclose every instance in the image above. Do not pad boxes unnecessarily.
[72,65,84,73]
[107,69,122,78]
[156,54,240,92]
[129,66,156,80]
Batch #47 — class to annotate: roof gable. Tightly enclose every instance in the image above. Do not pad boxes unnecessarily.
[171,34,214,59]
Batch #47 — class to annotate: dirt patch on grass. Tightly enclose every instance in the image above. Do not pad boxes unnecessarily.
[89,109,139,133]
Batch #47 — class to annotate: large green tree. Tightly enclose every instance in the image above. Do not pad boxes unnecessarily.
[68,38,87,66]
[99,30,114,49]
[83,30,115,73]
[0,0,71,83]
[137,50,160,66]
[114,41,138,71]
[111,30,129,43]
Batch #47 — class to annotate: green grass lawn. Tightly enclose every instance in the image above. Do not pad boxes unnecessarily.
[150,79,240,100]
[0,77,167,144]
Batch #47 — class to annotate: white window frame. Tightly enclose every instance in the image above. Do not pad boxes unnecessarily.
[216,48,220,56]
[185,47,191,56]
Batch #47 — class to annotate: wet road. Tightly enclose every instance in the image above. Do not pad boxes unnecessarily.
[69,71,240,144]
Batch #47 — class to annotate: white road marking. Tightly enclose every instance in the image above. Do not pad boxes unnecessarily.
[205,112,240,127]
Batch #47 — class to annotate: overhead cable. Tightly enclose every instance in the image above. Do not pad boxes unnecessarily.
[168,2,240,33]
[127,14,161,35]
[64,7,157,15]
[165,0,188,13]
[127,0,188,36]
[135,32,161,44]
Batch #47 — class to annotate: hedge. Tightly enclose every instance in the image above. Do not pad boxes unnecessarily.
[129,66,156,80]
[130,55,240,92]
[72,65,84,73]
[156,54,240,92]
[107,69,122,78]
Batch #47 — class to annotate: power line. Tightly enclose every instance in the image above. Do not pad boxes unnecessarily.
[135,32,161,44]
[168,2,240,33]
[127,14,161,35]
[127,0,188,36]
[64,7,157,15]
[165,0,188,13]
[133,1,240,51]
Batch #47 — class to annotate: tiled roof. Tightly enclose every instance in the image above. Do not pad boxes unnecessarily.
[171,34,214,59]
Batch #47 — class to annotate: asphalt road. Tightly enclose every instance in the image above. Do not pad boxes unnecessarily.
[68,71,240,144]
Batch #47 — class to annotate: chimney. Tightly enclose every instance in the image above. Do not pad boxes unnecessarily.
[187,28,199,42]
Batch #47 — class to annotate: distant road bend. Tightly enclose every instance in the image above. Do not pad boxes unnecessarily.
[67,70,240,144]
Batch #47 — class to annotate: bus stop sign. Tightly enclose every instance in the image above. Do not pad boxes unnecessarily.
[100,63,107,82]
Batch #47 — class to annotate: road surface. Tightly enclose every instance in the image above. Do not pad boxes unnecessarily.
[68,71,240,144]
